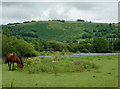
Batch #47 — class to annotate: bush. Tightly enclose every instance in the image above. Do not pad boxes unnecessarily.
[82,49,90,53]
[76,51,81,54]
[93,37,108,53]
[2,35,38,57]
[76,19,85,22]
[46,41,67,51]
[23,21,30,23]
[113,38,120,51]
[24,57,99,73]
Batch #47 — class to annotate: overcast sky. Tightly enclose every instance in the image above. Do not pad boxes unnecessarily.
[1,2,118,24]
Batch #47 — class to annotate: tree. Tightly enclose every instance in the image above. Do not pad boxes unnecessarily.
[89,21,92,23]
[77,19,85,22]
[31,39,45,52]
[85,43,94,53]
[2,35,38,57]
[46,41,67,51]
[95,32,102,37]
[82,49,89,53]
[2,29,10,36]
[82,33,89,39]
[109,23,112,27]
[113,38,120,51]
[93,37,108,53]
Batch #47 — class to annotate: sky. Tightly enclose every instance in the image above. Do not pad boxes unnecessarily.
[1,1,119,24]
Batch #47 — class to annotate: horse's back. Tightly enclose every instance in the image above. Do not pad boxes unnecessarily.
[6,53,18,62]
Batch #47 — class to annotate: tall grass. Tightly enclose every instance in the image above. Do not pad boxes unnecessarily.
[24,56,99,74]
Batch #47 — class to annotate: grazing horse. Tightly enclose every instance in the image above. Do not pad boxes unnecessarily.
[5,54,24,71]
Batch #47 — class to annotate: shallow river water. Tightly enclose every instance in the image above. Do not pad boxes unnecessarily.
[37,53,118,58]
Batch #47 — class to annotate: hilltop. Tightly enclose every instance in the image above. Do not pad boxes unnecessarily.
[2,20,118,42]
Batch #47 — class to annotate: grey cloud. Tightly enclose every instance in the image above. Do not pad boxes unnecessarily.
[62,2,97,10]
[2,2,118,24]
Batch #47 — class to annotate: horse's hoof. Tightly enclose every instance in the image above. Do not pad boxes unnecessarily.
[9,69,11,71]
[12,69,14,71]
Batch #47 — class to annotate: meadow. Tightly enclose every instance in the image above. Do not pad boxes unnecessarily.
[2,55,118,87]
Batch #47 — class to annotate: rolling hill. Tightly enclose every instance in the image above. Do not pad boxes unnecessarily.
[2,20,118,42]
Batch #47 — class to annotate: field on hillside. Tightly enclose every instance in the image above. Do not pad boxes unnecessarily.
[2,55,118,87]
[2,21,118,42]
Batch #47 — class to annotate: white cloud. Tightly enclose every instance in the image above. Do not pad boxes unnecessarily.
[1,2,118,24]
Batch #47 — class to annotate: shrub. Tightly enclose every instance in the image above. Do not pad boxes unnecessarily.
[93,37,108,53]
[82,49,90,53]
[47,41,67,51]
[76,51,81,54]
[113,38,120,51]
[2,35,38,57]
[24,57,99,73]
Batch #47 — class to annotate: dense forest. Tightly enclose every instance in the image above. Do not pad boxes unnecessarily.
[1,20,120,57]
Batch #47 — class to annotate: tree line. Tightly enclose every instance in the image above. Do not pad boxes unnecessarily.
[2,31,120,57]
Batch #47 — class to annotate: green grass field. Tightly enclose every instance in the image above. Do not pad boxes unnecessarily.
[2,55,118,87]
[0,63,2,89]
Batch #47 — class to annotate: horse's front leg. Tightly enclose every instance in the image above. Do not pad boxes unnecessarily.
[9,62,12,71]
[12,62,14,71]
[8,62,9,66]
[17,62,19,66]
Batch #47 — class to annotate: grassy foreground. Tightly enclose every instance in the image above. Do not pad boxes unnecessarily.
[2,55,118,87]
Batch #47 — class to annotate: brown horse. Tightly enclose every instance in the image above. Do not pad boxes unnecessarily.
[5,53,24,71]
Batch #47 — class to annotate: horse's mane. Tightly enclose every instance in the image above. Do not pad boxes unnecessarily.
[15,54,23,65]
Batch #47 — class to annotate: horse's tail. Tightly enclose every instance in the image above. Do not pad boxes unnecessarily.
[5,59,8,64]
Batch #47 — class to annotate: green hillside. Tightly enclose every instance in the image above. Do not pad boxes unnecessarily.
[2,21,118,42]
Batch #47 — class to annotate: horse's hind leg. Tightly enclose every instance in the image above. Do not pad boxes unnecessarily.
[9,62,12,71]
[12,62,14,71]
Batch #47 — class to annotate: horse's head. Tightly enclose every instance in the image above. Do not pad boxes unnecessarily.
[19,63,24,70]
[16,55,24,70]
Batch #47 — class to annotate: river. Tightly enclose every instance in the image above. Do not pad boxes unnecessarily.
[37,53,118,58]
